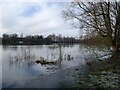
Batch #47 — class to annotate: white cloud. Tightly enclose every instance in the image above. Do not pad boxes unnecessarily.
[0,4,3,37]
[1,0,72,3]
[0,2,79,38]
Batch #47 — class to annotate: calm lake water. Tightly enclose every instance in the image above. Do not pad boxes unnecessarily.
[0,45,2,89]
[1,44,109,88]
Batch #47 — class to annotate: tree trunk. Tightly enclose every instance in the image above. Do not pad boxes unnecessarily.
[113,4,120,53]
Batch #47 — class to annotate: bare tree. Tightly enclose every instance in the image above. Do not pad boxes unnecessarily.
[63,0,120,53]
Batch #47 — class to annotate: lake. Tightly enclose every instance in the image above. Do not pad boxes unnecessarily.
[1,44,109,88]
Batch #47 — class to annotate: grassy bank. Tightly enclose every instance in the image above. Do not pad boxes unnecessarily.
[76,57,120,89]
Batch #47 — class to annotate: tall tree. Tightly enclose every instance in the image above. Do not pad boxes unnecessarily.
[63,0,120,52]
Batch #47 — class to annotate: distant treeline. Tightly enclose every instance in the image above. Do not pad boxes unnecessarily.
[2,33,80,45]
[0,38,2,45]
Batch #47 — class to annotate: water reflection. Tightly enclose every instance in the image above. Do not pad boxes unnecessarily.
[0,45,2,89]
[2,44,91,88]
[3,45,18,51]
[8,47,36,67]
[7,44,78,67]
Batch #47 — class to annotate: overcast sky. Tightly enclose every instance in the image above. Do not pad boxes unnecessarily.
[0,0,81,38]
